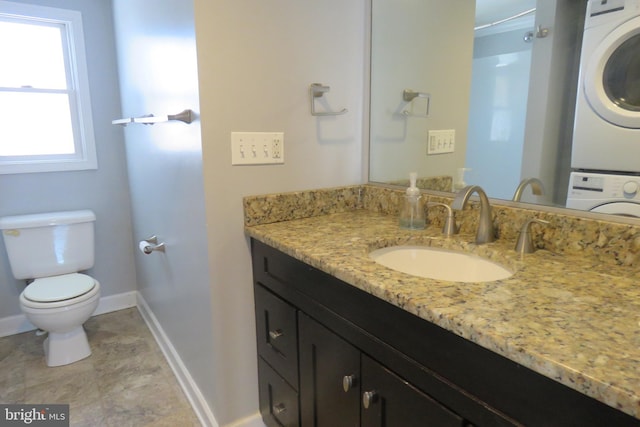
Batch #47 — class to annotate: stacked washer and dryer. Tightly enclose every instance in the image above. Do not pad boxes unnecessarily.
[567,0,640,216]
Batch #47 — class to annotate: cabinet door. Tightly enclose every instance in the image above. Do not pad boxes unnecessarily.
[299,313,361,427]
[360,354,466,427]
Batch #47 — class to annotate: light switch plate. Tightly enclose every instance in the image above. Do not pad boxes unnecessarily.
[427,129,455,155]
[231,132,284,165]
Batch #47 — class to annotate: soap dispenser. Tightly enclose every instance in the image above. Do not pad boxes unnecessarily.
[454,168,471,191]
[399,172,426,229]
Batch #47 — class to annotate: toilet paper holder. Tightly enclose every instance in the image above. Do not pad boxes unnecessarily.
[140,235,165,255]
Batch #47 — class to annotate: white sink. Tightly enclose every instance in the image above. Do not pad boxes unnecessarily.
[369,245,512,282]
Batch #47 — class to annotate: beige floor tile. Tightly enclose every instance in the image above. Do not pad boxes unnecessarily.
[138,407,202,427]
[24,352,96,388]
[0,308,201,426]
[68,399,108,427]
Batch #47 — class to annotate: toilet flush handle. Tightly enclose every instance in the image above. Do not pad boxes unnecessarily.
[139,235,166,255]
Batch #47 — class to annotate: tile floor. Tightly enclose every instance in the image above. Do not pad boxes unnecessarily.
[0,308,201,426]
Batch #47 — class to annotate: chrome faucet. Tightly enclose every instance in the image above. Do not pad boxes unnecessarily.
[451,185,495,244]
[427,202,458,236]
[512,178,545,202]
[515,218,550,254]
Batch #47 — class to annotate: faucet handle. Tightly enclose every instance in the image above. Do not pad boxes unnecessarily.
[515,218,550,254]
[427,202,458,236]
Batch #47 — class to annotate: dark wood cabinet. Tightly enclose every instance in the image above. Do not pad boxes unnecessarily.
[252,239,640,427]
[255,284,299,387]
[253,240,472,427]
[360,354,465,427]
[299,312,466,427]
[299,312,360,427]
[258,358,299,427]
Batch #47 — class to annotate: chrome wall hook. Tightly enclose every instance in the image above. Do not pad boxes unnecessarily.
[524,25,549,42]
[310,83,348,116]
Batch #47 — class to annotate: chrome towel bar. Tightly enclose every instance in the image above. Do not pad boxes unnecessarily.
[112,109,194,126]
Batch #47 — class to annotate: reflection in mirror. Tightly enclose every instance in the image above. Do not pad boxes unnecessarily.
[369,0,586,208]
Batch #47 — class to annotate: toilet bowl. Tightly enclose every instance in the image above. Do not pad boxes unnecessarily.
[0,210,99,367]
[19,273,100,367]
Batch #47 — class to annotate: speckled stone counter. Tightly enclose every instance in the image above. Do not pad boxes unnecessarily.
[244,185,640,419]
[387,175,453,192]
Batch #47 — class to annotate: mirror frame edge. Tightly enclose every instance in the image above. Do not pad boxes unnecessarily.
[361,0,372,185]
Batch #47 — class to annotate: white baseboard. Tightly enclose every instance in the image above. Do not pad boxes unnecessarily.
[136,293,219,427]
[0,313,34,338]
[223,413,265,427]
[0,290,137,338]
[95,290,137,316]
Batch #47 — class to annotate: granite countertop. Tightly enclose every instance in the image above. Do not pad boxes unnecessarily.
[245,209,640,419]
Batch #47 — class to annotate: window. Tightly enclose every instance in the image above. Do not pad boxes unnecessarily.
[0,1,97,174]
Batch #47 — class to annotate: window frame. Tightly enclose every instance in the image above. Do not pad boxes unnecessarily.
[0,1,97,174]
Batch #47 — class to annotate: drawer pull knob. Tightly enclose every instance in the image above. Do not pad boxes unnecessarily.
[273,403,286,415]
[342,374,358,392]
[362,390,378,409]
[269,329,283,340]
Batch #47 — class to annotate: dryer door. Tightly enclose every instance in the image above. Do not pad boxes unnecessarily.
[591,201,640,217]
[584,16,640,128]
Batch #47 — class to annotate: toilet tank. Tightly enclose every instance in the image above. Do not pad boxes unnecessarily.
[0,210,96,280]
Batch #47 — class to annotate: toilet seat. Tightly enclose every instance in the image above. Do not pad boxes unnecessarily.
[24,273,95,302]
[21,274,99,309]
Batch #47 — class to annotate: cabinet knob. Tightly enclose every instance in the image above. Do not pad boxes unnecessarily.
[362,390,378,409]
[273,403,286,415]
[269,329,283,340]
[342,374,358,392]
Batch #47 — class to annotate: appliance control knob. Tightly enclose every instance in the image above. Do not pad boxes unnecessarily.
[623,181,639,196]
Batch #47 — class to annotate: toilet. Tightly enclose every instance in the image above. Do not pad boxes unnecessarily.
[0,210,101,367]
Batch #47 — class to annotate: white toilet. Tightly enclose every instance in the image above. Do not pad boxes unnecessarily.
[0,210,101,367]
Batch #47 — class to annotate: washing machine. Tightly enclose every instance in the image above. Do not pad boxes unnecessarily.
[572,0,640,172]
[566,171,640,216]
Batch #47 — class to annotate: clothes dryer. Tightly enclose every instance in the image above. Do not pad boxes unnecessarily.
[566,171,640,216]
[572,0,640,172]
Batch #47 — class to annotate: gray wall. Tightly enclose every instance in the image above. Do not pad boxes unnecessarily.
[111,0,216,420]
[195,1,366,424]
[0,0,136,319]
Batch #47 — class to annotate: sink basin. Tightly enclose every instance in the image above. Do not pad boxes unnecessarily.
[369,245,512,282]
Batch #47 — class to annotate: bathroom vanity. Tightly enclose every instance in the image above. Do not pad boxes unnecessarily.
[245,185,640,426]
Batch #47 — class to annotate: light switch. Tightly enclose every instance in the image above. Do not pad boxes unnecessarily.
[427,129,455,155]
[231,132,284,165]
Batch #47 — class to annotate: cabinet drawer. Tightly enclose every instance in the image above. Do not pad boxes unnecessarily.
[258,357,300,427]
[255,284,299,387]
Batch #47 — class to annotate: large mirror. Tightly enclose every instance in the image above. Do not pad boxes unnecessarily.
[369,0,590,209]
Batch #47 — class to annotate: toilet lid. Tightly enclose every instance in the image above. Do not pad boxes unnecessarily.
[24,273,95,302]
